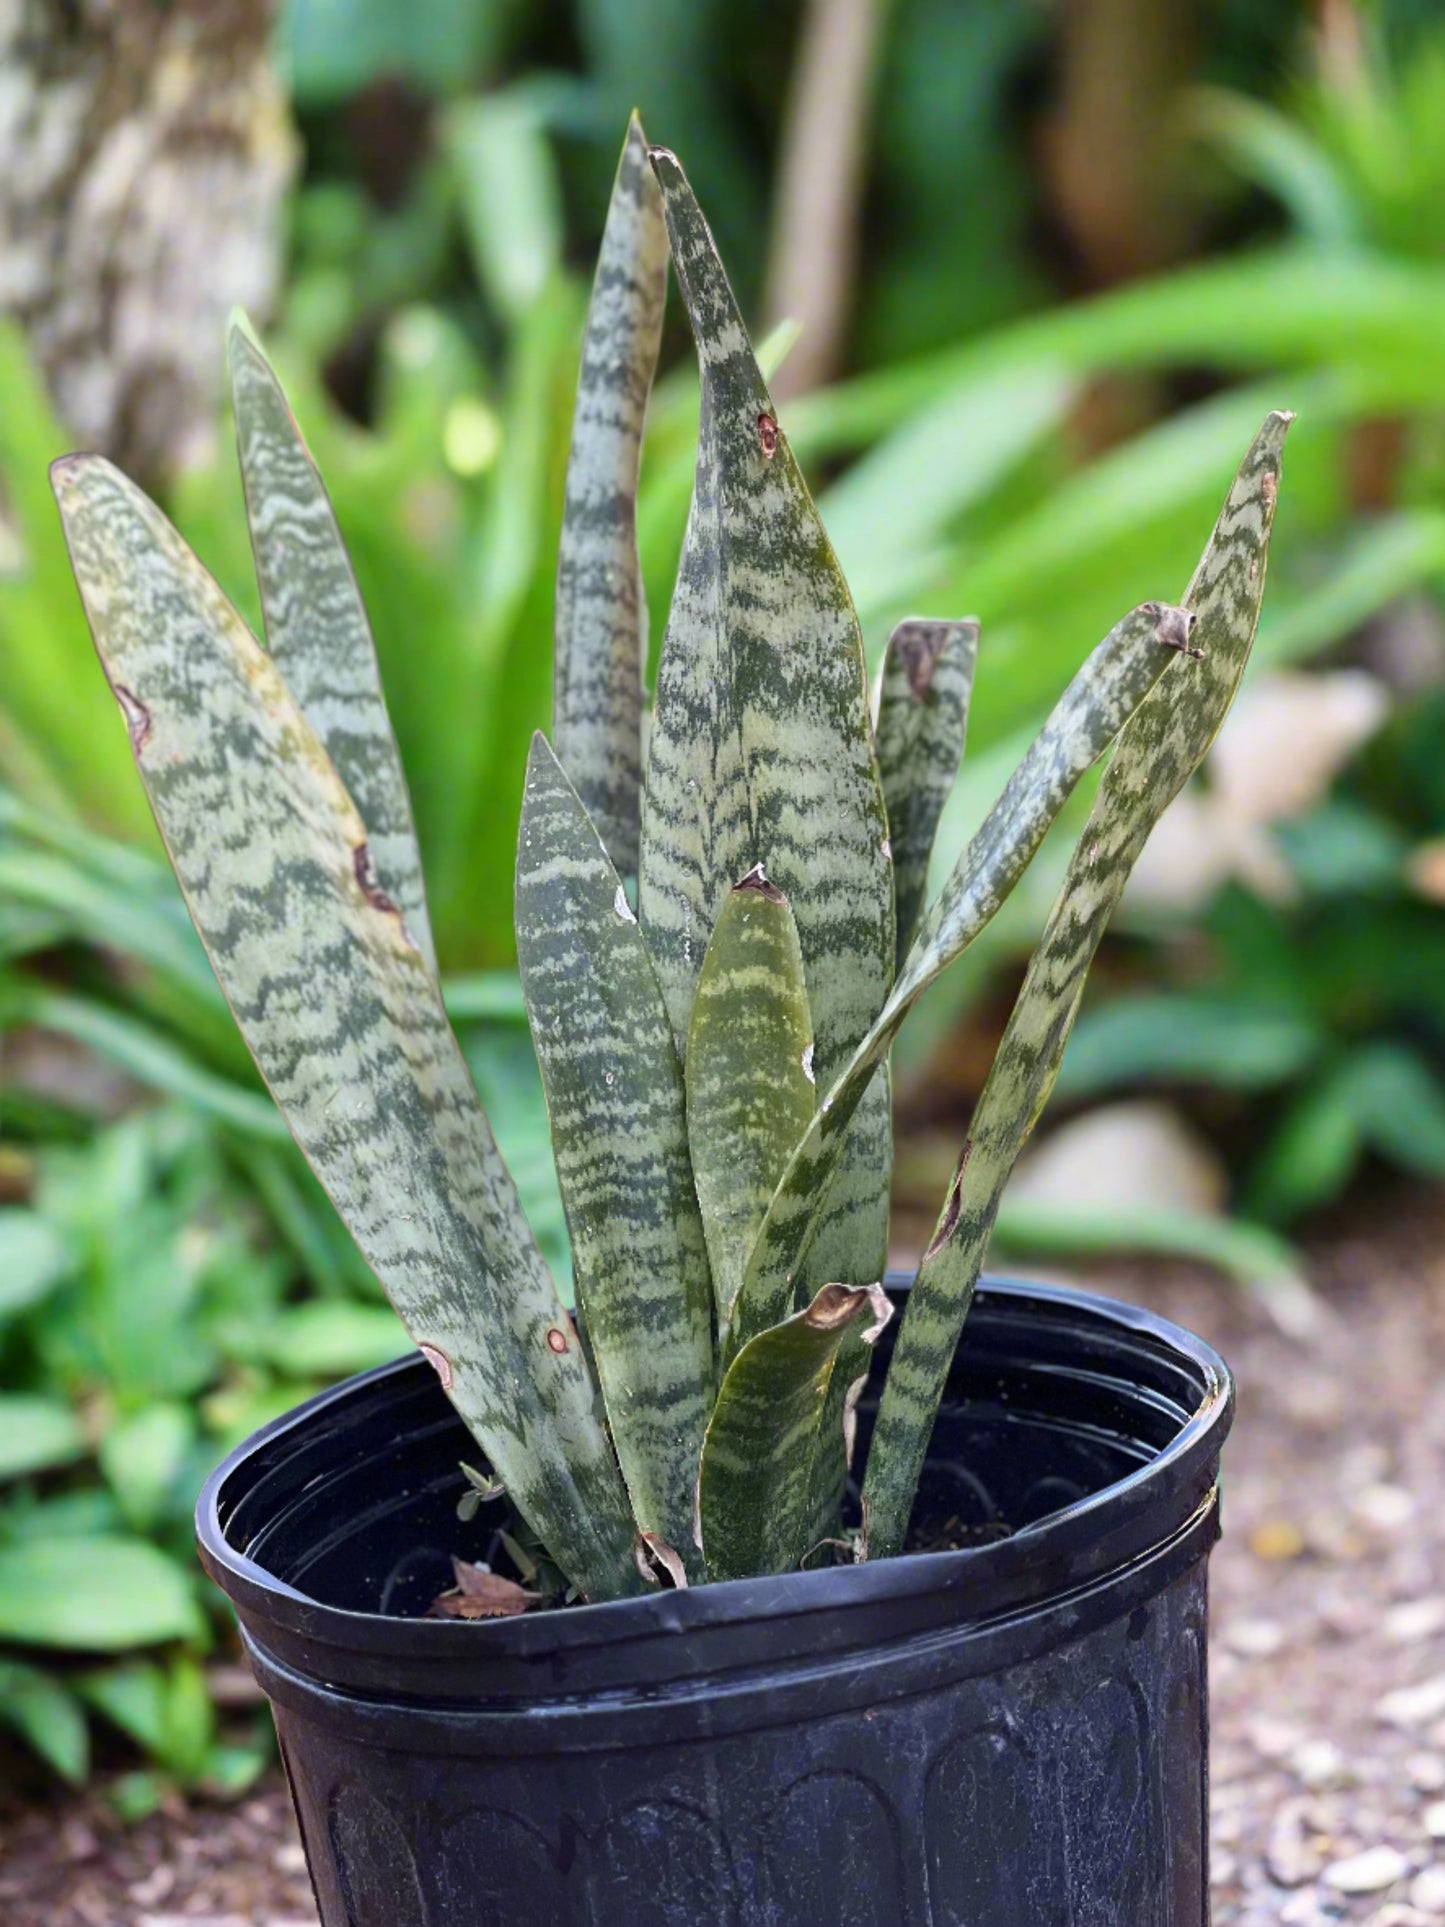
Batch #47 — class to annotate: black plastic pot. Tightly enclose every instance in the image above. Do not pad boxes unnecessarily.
[197,1276,1232,1926]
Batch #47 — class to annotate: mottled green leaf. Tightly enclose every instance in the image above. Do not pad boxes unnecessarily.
[0,1396,87,1481]
[516,733,713,1569]
[804,1318,875,1553]
[732,599,1190,1348]
[553,114,667,880]
[874,617,979,968]
[686,866,815,1336]
[864,412,1290,1558]
[699,1282,891,1582]
[638,147,895,1291]
[229,320,437,975]
[52,456,639,1602]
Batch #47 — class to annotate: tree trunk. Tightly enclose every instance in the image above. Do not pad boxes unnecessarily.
[0,0,295,481]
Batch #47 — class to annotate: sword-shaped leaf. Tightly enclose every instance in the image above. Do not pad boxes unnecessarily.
[730,599,1192,1350]
[639,147,895,1290]
[699,1282,892,1582]
[874,617,979,969]
[52,456,640,1604]
[553,114,667,880]
[685,866,815,1336]
[515,733,714,1571]
[228,320,437,975]
[804,1317,875,1552]
[863,411,1291,1558]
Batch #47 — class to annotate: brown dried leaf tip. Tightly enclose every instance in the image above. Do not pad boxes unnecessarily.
[633,1532,690,1589]
[1150,603,1203,661]
[428,1557,540,1620]
[112,684,153,753]
[353,840,401,916]
[893,618,979,702]
[735,861,786,904]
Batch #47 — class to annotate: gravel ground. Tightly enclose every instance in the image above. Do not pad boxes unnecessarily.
[5,1185,1445,1925]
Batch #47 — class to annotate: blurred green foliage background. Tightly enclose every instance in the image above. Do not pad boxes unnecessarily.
[7,0,1445,1799]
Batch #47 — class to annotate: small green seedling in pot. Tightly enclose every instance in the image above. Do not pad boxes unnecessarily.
[52,116,1288,1602]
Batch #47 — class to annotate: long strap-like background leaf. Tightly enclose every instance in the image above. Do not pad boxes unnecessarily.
[730,600,1189,1349]
[638,148,895,1290]
[53,457,641,1603]
[863,412,1291,1558]
[515,733,713,1573]
[553,114,667,881]
[229,322,438,977]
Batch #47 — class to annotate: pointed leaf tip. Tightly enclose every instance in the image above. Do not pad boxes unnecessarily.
[552,115,666,880]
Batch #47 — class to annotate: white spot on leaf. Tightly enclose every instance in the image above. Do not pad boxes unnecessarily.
[801,1042,815,1084]
[614,885,636,922]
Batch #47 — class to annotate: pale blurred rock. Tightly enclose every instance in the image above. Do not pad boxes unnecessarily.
[1387,1600,1445,1645]
[1292,1739,1353,1791]
[1267,1799,1327,1886]
[1249,1715,1308,1760]
[1129,669,1390,910]
[1408,1754,1445,1794]
[1355,1485,1419,1533]
[1410,1866,1445,1915]
[1323,1845,1410,1893]
[1212,1847,1238,1886]
[1381,1678,1445,1731]
[1425,1801,1445,1840]
[1010,1100,1228,1215]
[1228,1616,1288,1659]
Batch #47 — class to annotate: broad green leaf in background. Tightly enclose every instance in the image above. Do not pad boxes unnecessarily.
[0,1208,72,1320]
[516,735,713,1568]
[732,599,1191,1348]
[230,320,438,974]
[553,113,667,880]
[1248,1040,1445,1225]
[863,413,1290,1558]
[52,456,640,1602]
[76,1656,215,1781]
[698,1282,891,1583]
[257,1301,407,1377]
[0,1661,88,1784]
[686,868,816,1337]
[0,1536,204,1649]
[1055,992,1325,1097]
[640,146,895,1291]
[0,1395,87,1481]
[874,617,979,968]
[98,1403,197,1532]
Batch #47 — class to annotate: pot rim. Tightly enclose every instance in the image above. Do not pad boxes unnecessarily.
[196,1274,1232,1660]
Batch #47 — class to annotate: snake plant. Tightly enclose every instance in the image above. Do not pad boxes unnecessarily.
[52,118,1287,1602]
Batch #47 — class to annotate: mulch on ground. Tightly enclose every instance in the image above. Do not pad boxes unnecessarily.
[5,1183,1445,1925]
